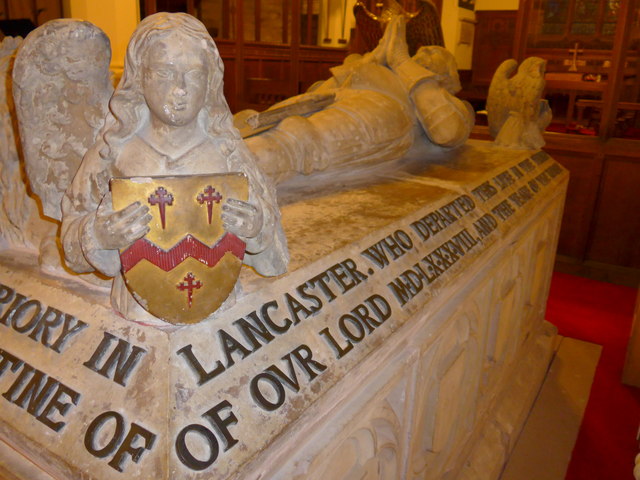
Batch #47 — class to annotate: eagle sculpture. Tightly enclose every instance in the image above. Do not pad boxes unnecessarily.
[487,57,552,150]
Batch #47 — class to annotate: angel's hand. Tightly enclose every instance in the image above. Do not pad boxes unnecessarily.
[221,198,263,239]
[93,192,152,250]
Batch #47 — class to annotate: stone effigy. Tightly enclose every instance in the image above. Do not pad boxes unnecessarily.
[0,11,566,480]
[487,57,552,150]
[0,142,567,480]
[237,15,475,184]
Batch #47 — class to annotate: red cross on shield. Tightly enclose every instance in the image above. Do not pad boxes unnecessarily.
[110,173,248,325]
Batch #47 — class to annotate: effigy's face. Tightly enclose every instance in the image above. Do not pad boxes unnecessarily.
[142,33,209,127]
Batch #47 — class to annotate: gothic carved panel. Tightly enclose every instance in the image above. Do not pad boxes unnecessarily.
[409,307,482,478]
[291,376,409,480]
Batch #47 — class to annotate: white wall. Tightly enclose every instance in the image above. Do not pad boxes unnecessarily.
[476,0,519,10]
[441,0,476,70]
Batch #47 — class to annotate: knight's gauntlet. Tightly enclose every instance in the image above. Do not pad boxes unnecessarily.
[393,58,437,94]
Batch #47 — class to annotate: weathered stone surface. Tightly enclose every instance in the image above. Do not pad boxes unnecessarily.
[0,36,47,253]
[7,10,477,327]
[12,20,113,222]
[0,140,567,479]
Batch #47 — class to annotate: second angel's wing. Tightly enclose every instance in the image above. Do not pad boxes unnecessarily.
[12,19,113,220]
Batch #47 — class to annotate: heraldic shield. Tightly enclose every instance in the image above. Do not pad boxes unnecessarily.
[110,173,248,325]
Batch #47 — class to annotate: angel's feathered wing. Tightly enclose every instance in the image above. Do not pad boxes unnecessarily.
[0,36,37,249]
[516,57,547,123]
[12,19,113,220]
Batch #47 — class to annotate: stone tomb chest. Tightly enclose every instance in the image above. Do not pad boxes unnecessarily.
[0,140,567,480]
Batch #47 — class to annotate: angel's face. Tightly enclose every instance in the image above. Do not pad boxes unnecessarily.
[142,34,209,127]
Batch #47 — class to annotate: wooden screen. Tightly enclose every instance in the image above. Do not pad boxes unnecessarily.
[527,0,618,49]
[0,0,62,29]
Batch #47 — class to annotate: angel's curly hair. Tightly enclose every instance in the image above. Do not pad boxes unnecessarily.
[99,12,240,163]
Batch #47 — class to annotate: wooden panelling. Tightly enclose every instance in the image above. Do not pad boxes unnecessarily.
[588,155,640,268]
[541,135,603,260]
[219,56,237,112]
[544,135,640,270]
[299,48,345,90]
[471,11,517,87]
[244,58,293,79]
[1,0,62,25]
[144,2,348,113]
[299,60,333,91]
[543,149,603,259]
[217,41,347,112]
[472,128,640,276]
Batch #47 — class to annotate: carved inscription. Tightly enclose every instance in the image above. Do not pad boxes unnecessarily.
[0,153,564,477]
[83,332,147,387]
[0,287,156,473]
[0,348,80,432]
[387,228,479,306]
[170,155,564,473]
[84,411,156,472]
[0,284,87,353]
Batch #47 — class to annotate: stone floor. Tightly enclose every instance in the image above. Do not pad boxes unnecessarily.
[501,336,602,480]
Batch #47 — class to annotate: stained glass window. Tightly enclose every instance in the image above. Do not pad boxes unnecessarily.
[529,0,619,48]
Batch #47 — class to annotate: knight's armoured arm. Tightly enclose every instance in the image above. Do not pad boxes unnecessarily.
[384,15,474,147]
[396,60,474,148]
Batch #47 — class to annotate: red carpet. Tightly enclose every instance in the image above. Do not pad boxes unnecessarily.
[545,272,640,479]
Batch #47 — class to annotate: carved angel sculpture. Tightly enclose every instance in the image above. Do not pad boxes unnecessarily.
[487,57,552,150]
[13,13,288,326]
